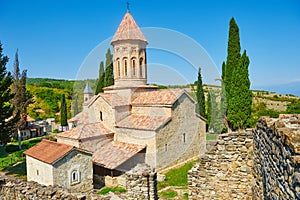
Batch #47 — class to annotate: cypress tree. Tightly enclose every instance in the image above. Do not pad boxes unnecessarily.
[11,50,32,149]
[223,17,252,131]
[228,50,252,130]
[196,67,206,117]
[60,94,68,127]
[104,48,114,87]
[95,61,105,94]
[72,95,79,117]
[0,42,18,145]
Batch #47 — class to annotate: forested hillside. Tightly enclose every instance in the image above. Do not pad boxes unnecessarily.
[26,78,97,120]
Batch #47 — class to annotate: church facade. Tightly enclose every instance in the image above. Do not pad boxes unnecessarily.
[25,11,206,190]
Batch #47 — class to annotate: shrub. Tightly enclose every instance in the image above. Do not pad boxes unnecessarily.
[5,144,19,153]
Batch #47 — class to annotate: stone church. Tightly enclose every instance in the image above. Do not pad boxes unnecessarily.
[25,11,206,190]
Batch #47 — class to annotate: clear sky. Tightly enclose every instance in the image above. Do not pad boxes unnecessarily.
[1,0,300,91]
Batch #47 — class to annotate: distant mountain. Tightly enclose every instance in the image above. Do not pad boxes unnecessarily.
[253,82,300,97]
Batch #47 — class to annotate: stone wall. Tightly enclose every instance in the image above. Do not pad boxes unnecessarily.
[0,163,157,200]
[253,115,300,199]
[188,131,254,200]
[125,163,158,200]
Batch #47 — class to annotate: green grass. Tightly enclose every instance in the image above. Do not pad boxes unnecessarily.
[0,138,41,177]
[206,133,219,141]
[159,189,178,198]
[157,160,198,190]
[183,193,189,200]
[97,186,126,195]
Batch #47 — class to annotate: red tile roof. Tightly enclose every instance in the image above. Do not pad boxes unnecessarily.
[56,122,112,140]
[116,115,171,131]
[92,141,145,169]
[132,89,184,105]
[111,12,147,43]
[24,140,74,164]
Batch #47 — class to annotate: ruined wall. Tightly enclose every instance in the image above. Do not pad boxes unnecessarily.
[188,132,254,200]
[125,163,158,200]
[253,115,300,199]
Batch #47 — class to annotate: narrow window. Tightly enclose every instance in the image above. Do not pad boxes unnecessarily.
[124,60,128,76]
[100,111,103,121]
[71,170,80,184]
[132,59,136,76]
[37,170,39,176]
[117,60,120,77]
[139,58,143,77]
[183,133,186,143]
[165,144,168,152]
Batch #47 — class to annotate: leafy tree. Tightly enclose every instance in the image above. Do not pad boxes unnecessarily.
[60,94,68,126]
[11,50,33,149]
[196,67,206,117]
[0,42,18,145]
[223,17,251,131]
[95,61,105,94]
[104,48,114,87]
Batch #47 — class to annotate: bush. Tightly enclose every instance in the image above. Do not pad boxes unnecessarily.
[5,144,19,153]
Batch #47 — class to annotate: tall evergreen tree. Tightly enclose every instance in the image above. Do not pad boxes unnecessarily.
[0,42,18,145]
[104,48,114,87]
[223,17,251,131]
[227,50,252,130]
[11,50,32,149]
[95,61,105,94]
[196,67,206,117]
[60,94,68,127]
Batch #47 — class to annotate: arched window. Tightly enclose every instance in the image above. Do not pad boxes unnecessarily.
[139,58,143,77]
[124,60,128,76]
[117,60,120,77]
[132,59,136,76]
[71,170,80,184]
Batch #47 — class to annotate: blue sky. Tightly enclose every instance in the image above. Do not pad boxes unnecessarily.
[1,0,300,92]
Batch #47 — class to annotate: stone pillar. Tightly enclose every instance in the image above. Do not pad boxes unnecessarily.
[125,163,158,200]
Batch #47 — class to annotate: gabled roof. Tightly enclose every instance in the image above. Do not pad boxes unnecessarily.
[116,115,171,131]
[92,141,145,170]
[24,140,74,164]
[132,89,192,106]
[111,12,147,44]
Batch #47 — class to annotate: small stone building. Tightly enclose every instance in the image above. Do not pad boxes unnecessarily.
[24,139,93,192]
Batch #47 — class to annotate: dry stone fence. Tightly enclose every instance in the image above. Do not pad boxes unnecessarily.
[188,114,300,200]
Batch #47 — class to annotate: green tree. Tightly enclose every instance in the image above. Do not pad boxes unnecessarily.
[196,67,205,117]
[72,95,79,117]
[0,42,18,145]
[223,17,251,131]
[95,61,105,94]
[104,48,114,87]
[60,94,68,126]
[11,50,33,149]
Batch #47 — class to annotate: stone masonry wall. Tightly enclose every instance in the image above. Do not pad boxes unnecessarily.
[253,115,300,199]
[125,163,158,200]
[188,131,254,200]
[0,163,158,200]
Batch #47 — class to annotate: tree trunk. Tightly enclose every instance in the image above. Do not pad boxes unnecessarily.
[17,128,22,150]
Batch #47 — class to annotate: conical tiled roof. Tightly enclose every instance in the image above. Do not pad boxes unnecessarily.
[84,83,93,94]
[111,12,147,44]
